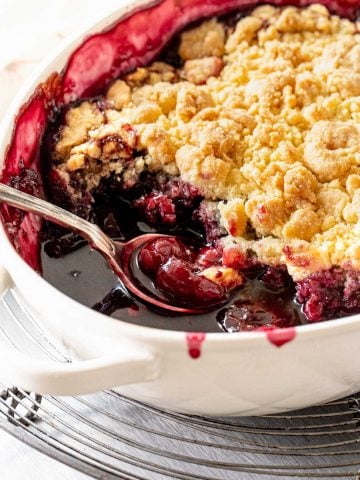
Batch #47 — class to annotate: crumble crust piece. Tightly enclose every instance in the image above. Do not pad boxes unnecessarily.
[52,4,360,280]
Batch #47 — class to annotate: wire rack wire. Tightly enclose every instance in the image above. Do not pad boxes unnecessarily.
[1,287,360,479]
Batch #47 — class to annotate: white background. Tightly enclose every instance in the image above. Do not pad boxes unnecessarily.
[0,0,125,116]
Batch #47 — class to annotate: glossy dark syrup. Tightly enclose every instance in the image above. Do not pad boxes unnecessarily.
[41,191,306,332]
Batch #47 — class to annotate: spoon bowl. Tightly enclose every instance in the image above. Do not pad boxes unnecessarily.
[0,183,222,314]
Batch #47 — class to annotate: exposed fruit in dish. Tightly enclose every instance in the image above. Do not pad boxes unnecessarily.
[3,2,360,331]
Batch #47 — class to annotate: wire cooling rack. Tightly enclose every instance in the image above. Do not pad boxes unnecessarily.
[1,287,360,479]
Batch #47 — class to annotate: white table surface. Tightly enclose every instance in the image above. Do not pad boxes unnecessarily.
[0,1,128,478]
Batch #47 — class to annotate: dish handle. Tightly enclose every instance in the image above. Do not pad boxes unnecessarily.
[0,345,159,396]
[0,267,160,396]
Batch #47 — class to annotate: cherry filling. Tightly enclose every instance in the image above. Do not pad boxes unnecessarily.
[36,162,307,331]
[36,172,360,333]
[138,238,227,307]
[296,268,360,323]
[7,126,360,334]
[138,237,192,275]
[156,258,226,307]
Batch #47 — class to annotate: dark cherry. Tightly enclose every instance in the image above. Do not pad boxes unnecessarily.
[196,245,223,268]
[193,201,226,243]
[296,268,360,322]
[4,162,42,228]
[344,270,360,310]
[260,266,291,291]
[296,268,345,322]
[161,178,202,209]
[156,258,226,307]
[138,237,229,308]
[138,237,191,276]
[222,247,256,271]
[93,284,136,316]
[134,178,202,228]
[134,193,176,226]
[9,160,41,197]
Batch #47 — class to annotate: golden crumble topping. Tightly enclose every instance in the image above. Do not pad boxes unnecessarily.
[53,4,360,280]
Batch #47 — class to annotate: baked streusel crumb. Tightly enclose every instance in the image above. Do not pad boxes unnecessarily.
[51,4,360,281]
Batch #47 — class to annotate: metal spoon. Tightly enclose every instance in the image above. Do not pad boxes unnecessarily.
[0,183,213,314]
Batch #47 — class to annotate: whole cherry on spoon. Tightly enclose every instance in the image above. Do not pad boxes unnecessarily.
[0,183,226,313]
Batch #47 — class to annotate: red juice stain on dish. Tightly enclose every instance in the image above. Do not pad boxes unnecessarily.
[186,333,206,359]
[258,326,296,347]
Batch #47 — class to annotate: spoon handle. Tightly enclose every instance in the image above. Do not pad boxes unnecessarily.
[0,183,116,256]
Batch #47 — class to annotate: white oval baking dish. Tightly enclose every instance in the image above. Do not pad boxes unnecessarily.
[0,0,360,416]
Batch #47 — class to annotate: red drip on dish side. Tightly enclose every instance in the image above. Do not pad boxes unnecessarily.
[186,333,206,359]
[258,326,297,347]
